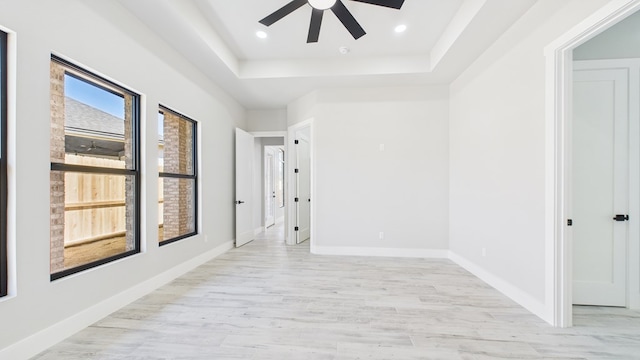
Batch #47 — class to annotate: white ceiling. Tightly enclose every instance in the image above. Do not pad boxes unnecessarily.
[200,0,464,60]
[118,0,538,109]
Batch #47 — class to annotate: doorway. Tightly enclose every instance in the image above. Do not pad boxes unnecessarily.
[264,145,285,229]
[235,131,287,246]
[253,134,286,234]
[547,1,640,327]
[264,147,276,228]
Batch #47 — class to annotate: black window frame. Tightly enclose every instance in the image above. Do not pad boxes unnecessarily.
[0,31,8,297]
[158,105,198,246]
[50,55,141,281]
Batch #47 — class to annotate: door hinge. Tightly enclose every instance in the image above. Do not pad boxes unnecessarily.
[295,168,299,173]
[295,140,299,145]
[294,226,299,231]
[567,219,572,226]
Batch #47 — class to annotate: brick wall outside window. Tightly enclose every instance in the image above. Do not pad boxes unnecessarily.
[159,107,197,244]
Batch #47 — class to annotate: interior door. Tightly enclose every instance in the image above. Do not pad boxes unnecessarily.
[235,128,254,247]
[265,148,276,228]
[572,68,628,307]
[296,135,310,244]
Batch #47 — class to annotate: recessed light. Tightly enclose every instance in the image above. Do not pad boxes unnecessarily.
[339,46,350,55]
[256,31,268,39]
[395,24,407,33]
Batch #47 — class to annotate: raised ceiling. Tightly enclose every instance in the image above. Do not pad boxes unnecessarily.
[204,0,463,60]
[118,0,538,109]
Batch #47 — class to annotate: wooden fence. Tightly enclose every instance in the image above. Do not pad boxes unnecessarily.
[63,154,164,247]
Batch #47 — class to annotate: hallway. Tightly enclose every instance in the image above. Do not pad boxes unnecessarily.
[33,224,640,359]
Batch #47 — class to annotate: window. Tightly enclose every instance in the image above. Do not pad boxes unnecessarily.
[158,106,197,245]
[0,31,7,297]
[49,56,140,280]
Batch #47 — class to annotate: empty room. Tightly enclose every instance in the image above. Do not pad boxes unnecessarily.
[0,0,639,359]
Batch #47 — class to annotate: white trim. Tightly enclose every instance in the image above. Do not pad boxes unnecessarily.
[312,246,450,259]
[3,26,17,300]
[251,131,287,138]
[544,0,640,327]
[449,252,548,322]
[0,240,234,360]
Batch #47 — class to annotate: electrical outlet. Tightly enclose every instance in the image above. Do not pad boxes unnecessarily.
[379,144,385,151]
[379,232,384,240]
[482,248,486,257]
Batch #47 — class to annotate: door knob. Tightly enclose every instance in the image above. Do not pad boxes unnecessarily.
[236,200,245,205]
[613,214,629,221]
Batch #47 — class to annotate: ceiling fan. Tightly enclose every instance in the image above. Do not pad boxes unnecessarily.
[79,140,118,154]
[80,141,102,152]
[259,0,405,43]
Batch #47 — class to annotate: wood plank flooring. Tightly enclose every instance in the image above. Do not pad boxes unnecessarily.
[33,223,640,359]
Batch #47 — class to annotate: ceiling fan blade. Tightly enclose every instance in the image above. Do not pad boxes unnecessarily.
[331,1,366,40]
[349,0,405,9]
[259,0,308,26]
[307,8,324,43]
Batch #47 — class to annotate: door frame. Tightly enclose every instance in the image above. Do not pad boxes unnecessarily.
[545,0,640,327]
[251,131,287,239]
[286,119,314,247]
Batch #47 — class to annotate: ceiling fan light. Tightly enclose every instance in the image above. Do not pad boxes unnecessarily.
[308,0,336,10]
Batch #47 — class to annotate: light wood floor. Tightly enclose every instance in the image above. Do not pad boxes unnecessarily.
[33,223,640,359]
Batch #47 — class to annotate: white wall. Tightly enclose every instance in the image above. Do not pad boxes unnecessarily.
[574,9,640,60]
[0,1,244,357]
[289,86,450,255]
[247,109,287,132]
[449,0,613,320]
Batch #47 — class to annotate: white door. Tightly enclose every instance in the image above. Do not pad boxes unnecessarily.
[296,135,310,243]
[265,148,276,228]
[235,128,254,247]
[572,68,628,307]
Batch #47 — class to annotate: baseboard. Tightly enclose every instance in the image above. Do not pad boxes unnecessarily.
[254,227,263,235]
[448,251,548,321]
[312,245,450,259]
[0,240,234,360]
